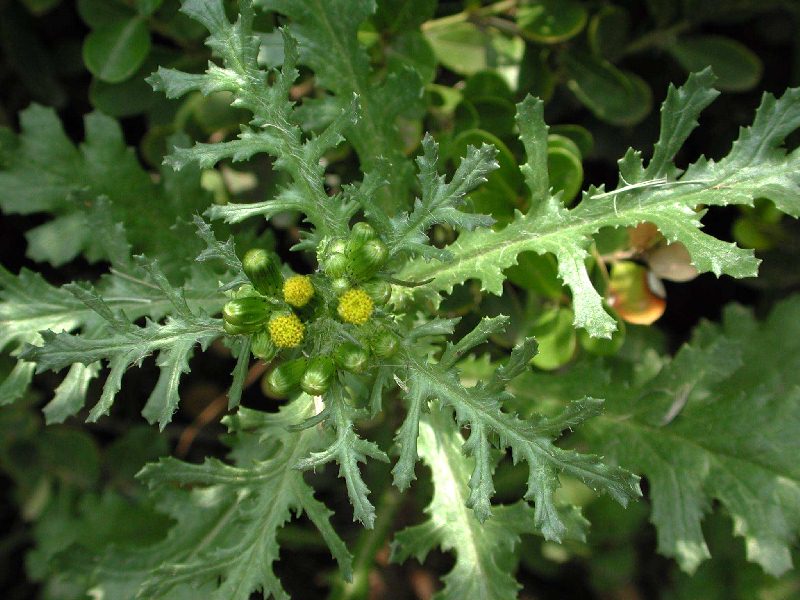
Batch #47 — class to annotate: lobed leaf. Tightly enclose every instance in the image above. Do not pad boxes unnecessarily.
[401,71,800,337]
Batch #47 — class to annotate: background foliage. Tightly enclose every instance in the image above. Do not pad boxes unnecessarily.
[1,0,800,598]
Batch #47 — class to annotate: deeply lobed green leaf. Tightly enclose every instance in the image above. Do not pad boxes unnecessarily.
[401,70,800,338]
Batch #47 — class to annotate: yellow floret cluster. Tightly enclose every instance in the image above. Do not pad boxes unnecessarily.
[268,313,305,348]
[337,289,374,325]
[283,275,314,307]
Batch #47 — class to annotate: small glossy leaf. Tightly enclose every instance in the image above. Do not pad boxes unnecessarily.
[517,0,588,44]
[425,21,522,76]
[547,134,582,158]
[472,97,516,138]
[89,74,156,118]
[518,45,556,102]
[83,17,151,83]
[549,124,593,157]
[136,0,163,17]
[463,70,514,102]
[563,50,652,126]
[587,5,630,60]
[668,35,762,92]
[505,252,564,300]
[77,0,135,28]
[425,21,491,75]
[547,145,583,204]
[529,307,577,370]
[578,309,626,356]
[453,100,480,134]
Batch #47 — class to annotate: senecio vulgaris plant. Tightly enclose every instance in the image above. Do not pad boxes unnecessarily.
[2,0,800,598]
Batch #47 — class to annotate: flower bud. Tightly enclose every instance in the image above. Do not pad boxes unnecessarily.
[328,238,347,256]
[348,239,388,281]
[371,328,399,358]
[330,277,351,295]
[242,248,282,295]
[223,296,270,333]
[362,279,392,306]
[301,357,336,396]
[348,222,376,249]
[324,253,349,278]
[251,329,277,361]
[334,342,370,373]
[265,357,307,397]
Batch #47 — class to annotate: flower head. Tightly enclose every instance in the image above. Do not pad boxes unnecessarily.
[268,312,305,348]
[337,288,374,325]
[283,275,314,307]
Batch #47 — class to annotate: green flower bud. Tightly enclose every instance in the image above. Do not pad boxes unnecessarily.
[223,296,270,333]
[328,238,347,256]
[223,320,250,335]
[330,277,350,295]
[349,222,376,248]
[348,239,388,281]
[334,342,370,373]
[265,357,307,397]
[301,357,336,396]
[324,253,349,278]
[251,329,277,361]
[362,279,392,305]
[242,248,282,295]
[371,328,399,358]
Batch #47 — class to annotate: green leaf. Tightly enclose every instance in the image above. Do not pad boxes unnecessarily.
[149,3,355,240]
[547,144,583,204]
[563,49,652,126]
[517,0,588,44]
[16,259,224,427]
[520,296,800,576]
[668,35,763,92]
[396,319,640,539]
[77,0,135,28]
[401,72,800,337]
[424,21,492,76]
[391,406,586,600]
[258,0,420,210]
[73,399,353,599]
[529,307,577,370]
[83,17,152,83]
[383,135,498,260]
[294,383,389,528]
[587,5,630,60]
[0,106,210,273]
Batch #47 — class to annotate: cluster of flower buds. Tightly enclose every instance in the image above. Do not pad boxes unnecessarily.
[263,326,398,398]
[224,223,400,400]
[322,222,394,325]
[222,249,316,358]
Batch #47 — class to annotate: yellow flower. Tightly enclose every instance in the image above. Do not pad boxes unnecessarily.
[337,289,374,325]
[283,275,314,307]
[268,312,305,348]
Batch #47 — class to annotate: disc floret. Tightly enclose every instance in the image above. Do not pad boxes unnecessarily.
[337,288,374,325]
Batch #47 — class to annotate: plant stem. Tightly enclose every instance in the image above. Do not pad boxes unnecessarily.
[421,0,518,31]
[327,486,403,600]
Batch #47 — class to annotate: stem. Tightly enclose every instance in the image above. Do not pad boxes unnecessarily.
[327,487,403,600]
[421,0,518,31]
